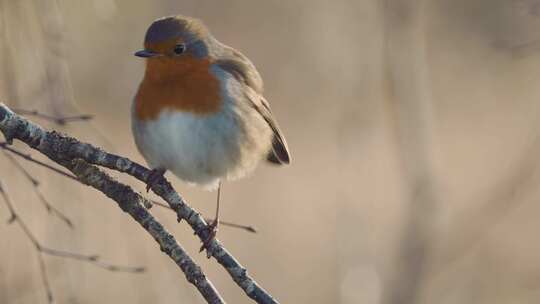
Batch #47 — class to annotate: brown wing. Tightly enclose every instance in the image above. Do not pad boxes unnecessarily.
[215,47,264,94]
[215,50,291,165]
[248,90,291,165]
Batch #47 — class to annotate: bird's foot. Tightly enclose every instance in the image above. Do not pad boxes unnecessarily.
[146,168,166,192]
[199,219,219,255]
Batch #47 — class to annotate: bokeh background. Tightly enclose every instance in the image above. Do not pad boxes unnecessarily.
[1,0,540,303]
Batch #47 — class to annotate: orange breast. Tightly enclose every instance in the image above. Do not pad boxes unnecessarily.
[135,56,222,121]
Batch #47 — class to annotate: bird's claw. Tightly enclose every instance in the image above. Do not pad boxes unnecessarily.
[199,220,219,256]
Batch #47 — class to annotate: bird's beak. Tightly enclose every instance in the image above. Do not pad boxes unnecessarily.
[134,49,161,58]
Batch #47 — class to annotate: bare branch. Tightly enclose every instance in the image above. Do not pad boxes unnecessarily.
[67,158,224,303]
[0,178,17,223]
[2,151,73,228]
[36,249,54,304]
[38,247,145,273]
[0,103,278,304]
[1,143,257,234]
[212,219,258,234]
[0,142,77,181]
[151,200,258,234]
[0,179,144,304]
[11,108,92,125]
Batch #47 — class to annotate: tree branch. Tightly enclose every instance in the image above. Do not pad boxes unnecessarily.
[151,200,258,234]
[0,105,225,304]
[10,108,92,125]
[2,150,74,228]
[0,142,258,233]
[0,178,145,304]
[67,158,224,304]
[0,142,77,181]
[0,103,277,303]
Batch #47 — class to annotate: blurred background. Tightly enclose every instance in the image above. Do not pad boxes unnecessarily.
[1,0,540,303]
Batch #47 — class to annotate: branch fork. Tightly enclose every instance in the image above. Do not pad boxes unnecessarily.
[0,103,278,304]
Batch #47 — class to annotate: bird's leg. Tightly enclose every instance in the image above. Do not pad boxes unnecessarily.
[146,167,166,192]
[200,181,221,253]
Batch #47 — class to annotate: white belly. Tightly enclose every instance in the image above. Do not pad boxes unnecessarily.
[132,104,272,189]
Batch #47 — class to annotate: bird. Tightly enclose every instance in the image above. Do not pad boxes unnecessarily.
[131,15,291,250]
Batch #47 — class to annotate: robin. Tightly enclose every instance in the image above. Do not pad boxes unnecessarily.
[131,15,291,250]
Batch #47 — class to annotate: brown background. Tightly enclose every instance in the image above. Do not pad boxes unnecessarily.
[2,0,540,303]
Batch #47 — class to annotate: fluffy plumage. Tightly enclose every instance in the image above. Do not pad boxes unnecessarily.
[132,15,290,188]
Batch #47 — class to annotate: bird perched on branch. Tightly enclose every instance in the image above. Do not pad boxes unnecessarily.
[131,15,291,250]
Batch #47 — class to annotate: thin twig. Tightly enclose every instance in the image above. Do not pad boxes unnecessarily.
[151,200,258,233]
[0,103,278,304]
[0,181,147,268]
[0,179,17,224]
[2,151,74,228]
[0,179,145,304]
[38,247,145,273]
[11,108,92,125]
[36,249,54,303]
[217,220,258,233]
[0,142,77,181]
[1,142,257,234]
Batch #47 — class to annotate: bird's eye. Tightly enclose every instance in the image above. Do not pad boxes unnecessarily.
[174,44,186,55]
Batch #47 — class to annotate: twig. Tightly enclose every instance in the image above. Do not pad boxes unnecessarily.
[0,113,224,303]
[68,158,224,303]
[0,142,77,181]
[213,219,257,234]
[37,247,145,273]
[0,179,17,224]
[2,151,74,228]
[0,181,146,271]
[0,143,257,234]
[151,200,258,233]
[36,248,54,303]
[0,103,278,304]
[11,108,92,125]
[0,179,145,304]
